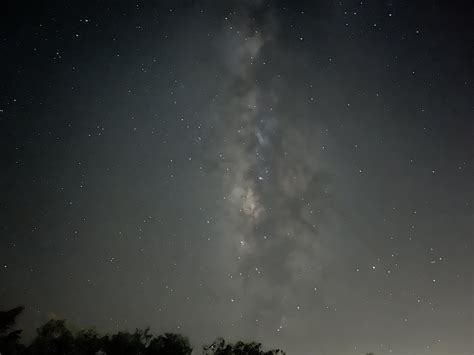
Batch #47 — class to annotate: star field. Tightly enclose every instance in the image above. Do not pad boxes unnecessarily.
[0,1,473,354]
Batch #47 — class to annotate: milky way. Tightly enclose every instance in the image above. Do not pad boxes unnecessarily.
[1,1,472,354]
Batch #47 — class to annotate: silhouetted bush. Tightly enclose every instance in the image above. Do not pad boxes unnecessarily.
[146,333,192,355]
[203,337,286,355]
[27,319,74,355]
[73,328,101,355]
[0,306,25,354]
[0,307,288,355]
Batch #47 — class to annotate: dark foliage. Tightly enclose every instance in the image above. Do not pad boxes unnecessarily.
[0,307,289,355]
[27,319,74,355]
[73,329,101,355]
[146,333,192,355]
[0,306,24,355]
[203,337,286,355]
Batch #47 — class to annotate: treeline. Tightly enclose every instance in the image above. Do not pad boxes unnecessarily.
[0,307,286,355]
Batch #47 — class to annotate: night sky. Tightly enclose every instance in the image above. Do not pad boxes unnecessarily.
[1,0,473,354]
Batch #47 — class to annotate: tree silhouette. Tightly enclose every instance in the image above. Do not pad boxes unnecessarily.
[146,333,192,355]
[27,319,74,355]
[0,306,24,355]
[101,328,150,355]
[203,337,286,355]
[73,328,101,355]
[0,307,287,355]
